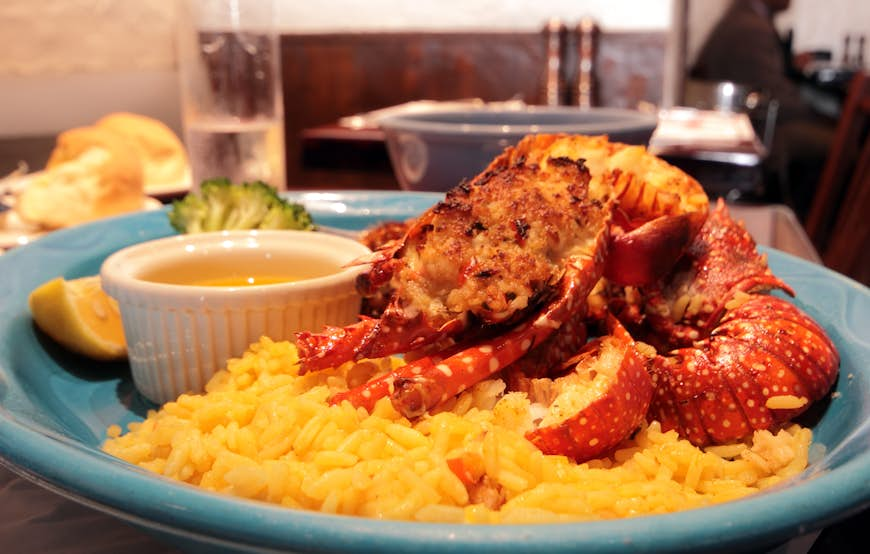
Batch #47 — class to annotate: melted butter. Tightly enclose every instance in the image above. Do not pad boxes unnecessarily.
[140,256,340,287]
[190,275,299,287]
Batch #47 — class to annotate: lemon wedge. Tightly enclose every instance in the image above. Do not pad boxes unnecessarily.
[28,276,127,361]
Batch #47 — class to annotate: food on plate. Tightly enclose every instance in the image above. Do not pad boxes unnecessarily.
[99,229,369,404]
[357,219,413,318]
[497,134,710,286]
[622,201,840,446]
[296,134,838,457]
[28,275,126,361]
[96,112,189,192]
[168,179,313,233]
[507,134,710,227]
[296,142,612,382]
[103,338,814,522]
[137,240,349,287]
[10,112,186,232]
[102,133,839,521]
[16,126,145,229]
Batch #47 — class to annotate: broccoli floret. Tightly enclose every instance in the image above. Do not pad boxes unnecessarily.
[167,189,209,233]
[259,201,314,230]
[168,179,313,233]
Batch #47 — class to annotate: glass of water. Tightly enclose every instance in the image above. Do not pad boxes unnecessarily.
[176,0,286,191]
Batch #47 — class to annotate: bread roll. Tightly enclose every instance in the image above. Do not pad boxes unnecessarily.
[17,126,145,229]
[96,112,189,192]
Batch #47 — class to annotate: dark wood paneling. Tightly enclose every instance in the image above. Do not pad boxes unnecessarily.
[280,32,547,189]
[280,30,668,188]
[596,32,668,109]
[0,136,54,176]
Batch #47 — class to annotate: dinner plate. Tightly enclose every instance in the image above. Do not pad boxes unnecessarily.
[0,197,165,253]
[0,191,868,554]
[143,176,192,200]
[284,189,441,229]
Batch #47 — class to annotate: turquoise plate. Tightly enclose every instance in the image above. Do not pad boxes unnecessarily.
[0,191,868,553]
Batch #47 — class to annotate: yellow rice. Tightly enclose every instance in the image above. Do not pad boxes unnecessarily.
[103,337,813,523]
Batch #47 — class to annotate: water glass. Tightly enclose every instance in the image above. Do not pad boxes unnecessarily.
[176,0,286,191]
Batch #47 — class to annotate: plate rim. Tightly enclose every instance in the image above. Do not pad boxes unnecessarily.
[0,196,164,251]
[377,106,660,137]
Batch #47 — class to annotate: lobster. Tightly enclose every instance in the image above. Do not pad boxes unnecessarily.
[296,141,614,384]
[638,201,840,446]
[295,134,839,464]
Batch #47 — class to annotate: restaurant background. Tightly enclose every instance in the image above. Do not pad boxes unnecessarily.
[1,0,867,139]
[0,2,868,551]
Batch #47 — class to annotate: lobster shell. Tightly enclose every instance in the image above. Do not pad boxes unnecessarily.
[649,295,840,446]
[524,317,653,462]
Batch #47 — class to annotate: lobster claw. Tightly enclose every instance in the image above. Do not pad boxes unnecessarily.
[523,316,653,462]
[604,213,692,287]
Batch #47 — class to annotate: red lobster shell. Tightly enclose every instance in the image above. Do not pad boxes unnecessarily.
[522,316,653,462]
[303,139,616,417]
[649,295,840,446]
[642,201,840,446]
[304,135,841,461]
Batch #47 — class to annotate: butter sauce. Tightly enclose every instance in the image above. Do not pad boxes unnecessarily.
[139,257,340,287]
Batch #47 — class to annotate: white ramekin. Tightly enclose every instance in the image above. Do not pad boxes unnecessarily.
[100,230,371,405]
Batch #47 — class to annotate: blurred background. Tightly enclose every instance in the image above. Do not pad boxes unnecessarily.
[0,1,864,129]
[1,1,864,144]
[0,4,867,548]
[0,0,867,282]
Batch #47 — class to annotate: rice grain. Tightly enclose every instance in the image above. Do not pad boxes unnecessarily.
[103,337,814,523]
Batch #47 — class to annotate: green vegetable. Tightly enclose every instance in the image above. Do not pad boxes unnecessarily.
[168,179,313,233]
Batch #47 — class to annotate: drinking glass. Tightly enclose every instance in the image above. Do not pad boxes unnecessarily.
[176,0,286,191]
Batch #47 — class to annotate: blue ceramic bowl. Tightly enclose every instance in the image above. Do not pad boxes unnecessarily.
[378,106,659,192]
[0,191,868,553]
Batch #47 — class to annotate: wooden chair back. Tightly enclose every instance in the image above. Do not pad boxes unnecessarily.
[804,71,870,285]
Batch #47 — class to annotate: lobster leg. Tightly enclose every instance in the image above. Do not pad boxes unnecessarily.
[501,308,589,381]
[296,310,466,375]
[330,256,598,417]
[297,213,473,374]
[295,318,379,374]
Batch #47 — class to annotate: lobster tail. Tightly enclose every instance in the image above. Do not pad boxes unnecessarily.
[650,295,839,446]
